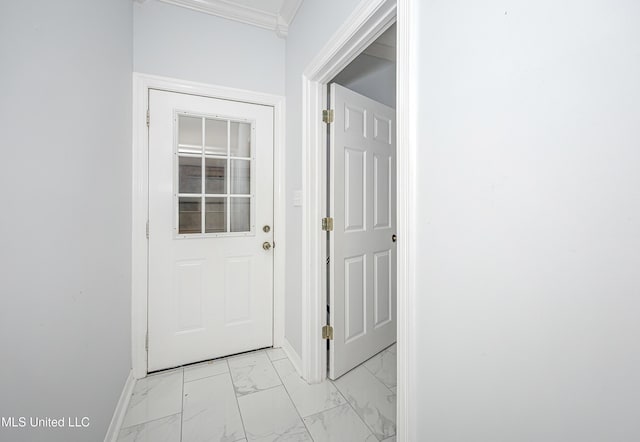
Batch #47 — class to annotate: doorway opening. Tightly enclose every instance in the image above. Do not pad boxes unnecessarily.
[300,0,417,435]
[300,0,397,388]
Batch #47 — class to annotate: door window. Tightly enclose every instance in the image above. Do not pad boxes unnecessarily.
[176,113,254,236]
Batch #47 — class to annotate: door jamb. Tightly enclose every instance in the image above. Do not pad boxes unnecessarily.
[132,73,286,379]
[301,0,417,440]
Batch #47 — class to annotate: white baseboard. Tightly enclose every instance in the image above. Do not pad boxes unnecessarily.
[282,338,303,377]
[104,370,136,442]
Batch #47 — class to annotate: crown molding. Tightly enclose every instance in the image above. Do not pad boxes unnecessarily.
[279,0,303,26]
[156,0,303,38]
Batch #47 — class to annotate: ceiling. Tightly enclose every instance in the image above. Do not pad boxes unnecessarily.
[145,0,303,37]
[364,23,397,62]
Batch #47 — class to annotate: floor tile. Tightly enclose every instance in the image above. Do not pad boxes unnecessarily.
[387,343,397,354]
[390,386,397,394]
[122,369,183,428]
[303,403,375,442]
[237,385,311,441]
[182,373,245,442]
[382,436,396,441]
[273,358,346,417]
[265,347,287,362]
[184,359,229,383]
[363,347,397,388]
[334,365,396,440]
[228,351,282,397]
[117,413,181,442]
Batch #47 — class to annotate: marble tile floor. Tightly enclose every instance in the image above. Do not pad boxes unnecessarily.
[118,344,397,442]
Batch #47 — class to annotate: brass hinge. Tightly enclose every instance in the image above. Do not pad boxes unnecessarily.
[146,220,149,239]
[146,109,150,127]
[322,109,334,124]
[322,217,333,231]
[145,333,149,351]
[322,325,334,340]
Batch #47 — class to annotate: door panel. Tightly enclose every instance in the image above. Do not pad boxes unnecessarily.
[329,84,396,379]
[374,250,392,327]
[148,90,274,372]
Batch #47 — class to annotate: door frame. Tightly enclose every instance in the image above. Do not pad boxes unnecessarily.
[300,0,417,440]
[132,73,286,379]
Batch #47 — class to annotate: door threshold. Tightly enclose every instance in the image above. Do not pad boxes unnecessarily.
[147,346,273,376]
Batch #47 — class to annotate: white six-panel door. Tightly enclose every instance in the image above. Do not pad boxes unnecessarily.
[329,84,397,379]
[148,90,274,372]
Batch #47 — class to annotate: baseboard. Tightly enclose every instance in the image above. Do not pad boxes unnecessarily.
[104,370,135,442]
[282,338,303,377]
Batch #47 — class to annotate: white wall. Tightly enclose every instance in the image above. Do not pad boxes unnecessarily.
[411,0,640,439]
[0,1,132,441]
[333,53,396,108]
[284,0,363,358]
[134,0,285,95]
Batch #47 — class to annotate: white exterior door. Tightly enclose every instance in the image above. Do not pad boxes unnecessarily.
[329,84,396,379]
[148,90,274,372]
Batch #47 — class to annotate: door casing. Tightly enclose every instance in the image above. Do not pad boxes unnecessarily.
[132,73,286,379]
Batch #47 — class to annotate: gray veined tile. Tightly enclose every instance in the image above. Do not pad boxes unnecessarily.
[117,413,181,442]
[363,347,397,388]
[382,436,397,441]
[182,372,245,442]
[334,365,396,440]
[265,347,288,362]
[184,358,229,383]
[273,358,346,417]
[122,369,183,428]
[228,351,282,396]
[237,385,312,441]
[303,403,374,442]
[390,386,397,394]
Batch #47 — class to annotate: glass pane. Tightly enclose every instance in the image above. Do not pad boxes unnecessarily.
[205,158,227,194]
[230,121,251,157]
[205,197,227,233]
[178,156,202,194]
[178,115,202,147]
[179,197,201,234]
[230,197,251,232]
[231,160,250,195]
[205,118,227,155]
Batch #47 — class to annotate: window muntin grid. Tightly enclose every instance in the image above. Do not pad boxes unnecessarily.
[175,112,254,237]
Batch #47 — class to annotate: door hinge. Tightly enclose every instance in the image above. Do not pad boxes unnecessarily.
[322,325,334,340]
[146,220,149,239]
[322,109,334,124]
[146,109,150,127]
[322,217,334,231]
[145,333,149,351]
